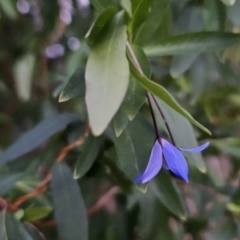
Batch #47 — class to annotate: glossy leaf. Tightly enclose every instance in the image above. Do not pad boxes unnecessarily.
[121,46,149,121]
[51,162,88,240]
[0,208,7,240]
[86,12,129,136]
[113,107,129,137]
[0,113,79,163]
[128,56,211,135]
[6,213,33,240]
[144,32,240,56]
[134,0,172,45]
[85,7,117,47]
[22,207,52,222]
[59,67,85,102]
[150,171,187,219]
[74,135,100,178]
[129,0,152,37]
[24,223,47,240]
[90,0,115,11]
[139,191,179,240]
[122,76,146,121]
[0,172,24,196]
[115,115,154,181]
[120,0,132,16]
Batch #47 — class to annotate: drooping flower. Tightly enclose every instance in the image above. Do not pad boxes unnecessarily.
[135,139,209,184]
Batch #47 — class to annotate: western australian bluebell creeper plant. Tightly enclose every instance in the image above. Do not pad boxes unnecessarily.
[1,0,240,239]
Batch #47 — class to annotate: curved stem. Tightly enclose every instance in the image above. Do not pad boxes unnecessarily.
[126,41,161,140]
[151,94,176,146]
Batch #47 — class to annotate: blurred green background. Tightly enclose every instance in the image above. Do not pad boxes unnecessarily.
[1,0,240,239]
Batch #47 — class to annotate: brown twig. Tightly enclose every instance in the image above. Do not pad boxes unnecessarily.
[8,124,90,211]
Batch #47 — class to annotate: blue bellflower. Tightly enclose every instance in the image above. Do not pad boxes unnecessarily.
[135,139,209,183]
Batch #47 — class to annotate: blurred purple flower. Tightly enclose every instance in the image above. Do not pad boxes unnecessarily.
[135,139,209,184]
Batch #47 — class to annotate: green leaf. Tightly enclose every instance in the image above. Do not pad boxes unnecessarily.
[150,171,187,219]
[128,56,211,135]
[23,223,47,240]
[59,67,85,102]
[122,76,146,121]
[129,0,152,37]
[0,173,24,196]
[115,115,154,181]
[51,162,88,240]
[86,12,129,136]
[120,0,132,16]
[14,55,35,101]
[85,7,117,47]
[221,0,235,6]
[228,0,240,25]
[90,0,115,12]
[132,45,151,77]
[203,0,226,31]
[22,207,52,222]
[0,208,7,240]
[113,107,129,137]
[0,0,17,19]
[0,113,79,163]
[144,32,240,56]
[121,46,149,121]
[139,191,179,240]
[6,213,33,240]
[152,98,207,173]
[170,55,198,78]
[134,0,172,45]
[74,135,101,179]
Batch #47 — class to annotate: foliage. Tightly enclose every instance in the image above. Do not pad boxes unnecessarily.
[0,0,240,239]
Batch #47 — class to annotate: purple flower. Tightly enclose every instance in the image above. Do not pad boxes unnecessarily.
[135,139,209,184]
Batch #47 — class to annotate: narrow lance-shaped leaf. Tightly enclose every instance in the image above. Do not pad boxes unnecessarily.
[144,32,240,56]
[0,113,79,163]
[122,46,149,121]
[113,107,129,137]
[6,213,34,240]
[0,173,24,196]
[74,135,101,179]
[22,207,52,222]
[115,115,154,181]
[0,207,7,240]
[89,0,116,12]
[59,67,85,102]
[86,12,129,136]
[120,0,132,16]
[85,6,117,47]
[127,54,211,135]
[51,162,88,240]
[150,171,187,219]
[129,0,152,38]
[134,0,172,45]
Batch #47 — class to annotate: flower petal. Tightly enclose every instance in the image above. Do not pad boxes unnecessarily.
[162,139,188,182]
[178,142,209,153]
[135,141,163,184]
